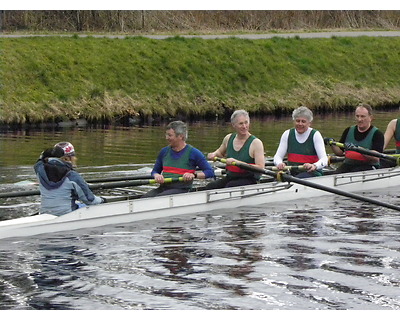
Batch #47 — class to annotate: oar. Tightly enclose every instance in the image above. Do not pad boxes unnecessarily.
[329,141,399,165]
[0,189,41,198]
[265,165,305,171]
[0,177,183,199]
[14,169,222,186]
[89,177,183,190]
[213,157,400,212]
[85,174,153,183]
[12,174,154,187]
[328,155,345,164]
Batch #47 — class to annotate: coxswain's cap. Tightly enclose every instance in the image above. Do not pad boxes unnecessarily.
[54,142,76,157]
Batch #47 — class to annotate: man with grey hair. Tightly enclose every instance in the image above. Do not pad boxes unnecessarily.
[143,120,214,197]
[207,110,265,188]
[274,106,328,178]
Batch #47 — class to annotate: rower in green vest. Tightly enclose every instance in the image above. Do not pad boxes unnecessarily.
[384,118,400,154]
[274,106,328,178]
[206,110,265,189]
[327,104,384,173]
[142,121,215,197]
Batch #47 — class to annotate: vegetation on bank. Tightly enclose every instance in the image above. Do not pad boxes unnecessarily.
[1,35,400,124]
[2,11,400,33]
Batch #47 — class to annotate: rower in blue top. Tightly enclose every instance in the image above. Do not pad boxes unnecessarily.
[142,121,214,197]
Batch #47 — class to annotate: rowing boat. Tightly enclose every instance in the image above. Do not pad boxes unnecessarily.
[1,165,400,240]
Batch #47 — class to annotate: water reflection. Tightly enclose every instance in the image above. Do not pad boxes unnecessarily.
[274,209,320,272]
[143,212,270,306]
[152,226,198,275]
[0,239,92,309]
[221,212,265,281]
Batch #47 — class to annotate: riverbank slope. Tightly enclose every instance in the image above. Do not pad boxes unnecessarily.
[1,34,400,125]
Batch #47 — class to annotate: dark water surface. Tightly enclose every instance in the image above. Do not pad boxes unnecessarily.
[1,112,400,310]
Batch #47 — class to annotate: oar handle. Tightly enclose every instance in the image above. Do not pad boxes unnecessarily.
[159,177,184,184]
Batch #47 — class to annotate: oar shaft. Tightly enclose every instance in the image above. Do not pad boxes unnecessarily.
[89,177,182,190]
[85,174,153,183]
[0,190,40,198]
[214,157,400,212]
[88,179,155,190]
[331,141,398,164]
[279,171,400,211]
[265,165,305,171]
[0,177,183,198]
[328,155,345,164]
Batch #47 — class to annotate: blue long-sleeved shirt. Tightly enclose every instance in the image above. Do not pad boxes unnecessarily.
[151,145,215,178]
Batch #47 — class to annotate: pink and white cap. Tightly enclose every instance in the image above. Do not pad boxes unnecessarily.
[54,142,76,156]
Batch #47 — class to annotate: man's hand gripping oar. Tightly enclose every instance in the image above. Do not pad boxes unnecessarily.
[325,139,400,166]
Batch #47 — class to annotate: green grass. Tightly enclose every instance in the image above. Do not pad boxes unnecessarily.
[1,35,400,124]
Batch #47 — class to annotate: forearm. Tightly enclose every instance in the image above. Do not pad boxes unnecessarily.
[197,162,215,179]
[364,154,380,163]
[189,148,215,179]
[274,131,289,165]
[313,134,328,169]
[331,145,344,156]
[208,148,225,159]
[151,153,164,176]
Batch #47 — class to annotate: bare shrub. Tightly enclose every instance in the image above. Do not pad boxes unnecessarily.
[2,10,400,33]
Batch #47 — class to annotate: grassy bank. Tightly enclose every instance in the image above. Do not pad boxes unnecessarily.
[1,35,400,124]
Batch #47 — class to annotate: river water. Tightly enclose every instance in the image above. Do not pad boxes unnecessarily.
[1,111,400,310]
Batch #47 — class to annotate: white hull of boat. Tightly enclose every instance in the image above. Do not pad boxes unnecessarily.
[1,167,400,240]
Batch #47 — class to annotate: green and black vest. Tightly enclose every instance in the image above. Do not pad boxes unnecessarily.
[344,125,379,167]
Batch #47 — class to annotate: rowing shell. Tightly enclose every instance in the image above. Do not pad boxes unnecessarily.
[1,166,400,240]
